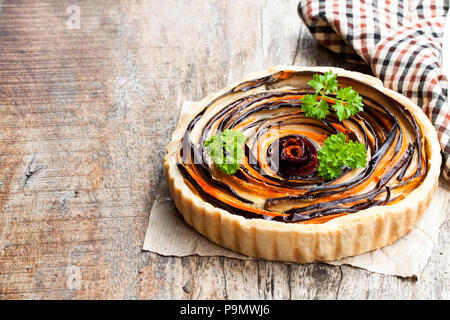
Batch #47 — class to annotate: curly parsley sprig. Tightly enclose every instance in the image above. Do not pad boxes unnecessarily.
[204,129,246,175]
[300,71,364,121]
[317,132,367,180]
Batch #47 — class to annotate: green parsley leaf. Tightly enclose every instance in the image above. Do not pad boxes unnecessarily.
[204,129,246,175]
[307,74,325,92]
[307,71,339,94]
[204,133,224,163]
[334,87,364,121]
[302,71,364,121]
[317,132,367,180]
[300,93,330,119]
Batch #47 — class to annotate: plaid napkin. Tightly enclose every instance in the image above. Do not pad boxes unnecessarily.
[298,0,450,180]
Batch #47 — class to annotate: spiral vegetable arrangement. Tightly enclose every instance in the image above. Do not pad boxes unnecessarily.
[176,70,427,224]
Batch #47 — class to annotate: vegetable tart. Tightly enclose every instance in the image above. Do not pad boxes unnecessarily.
[164,66,441,262]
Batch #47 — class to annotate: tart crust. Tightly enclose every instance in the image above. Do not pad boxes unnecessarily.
[164,65,441,262]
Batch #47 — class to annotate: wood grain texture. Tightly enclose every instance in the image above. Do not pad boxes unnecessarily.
[0,0,448,300]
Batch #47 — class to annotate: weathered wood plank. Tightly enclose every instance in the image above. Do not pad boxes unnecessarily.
[0,0,162,299]
[0,0,447,300]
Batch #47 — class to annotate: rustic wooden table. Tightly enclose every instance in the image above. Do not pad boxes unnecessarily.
[0,0,448,300]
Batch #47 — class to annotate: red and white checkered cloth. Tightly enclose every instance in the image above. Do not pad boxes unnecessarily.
[298,0,450,181]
